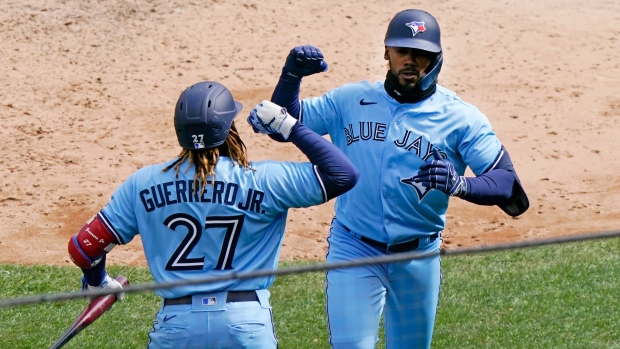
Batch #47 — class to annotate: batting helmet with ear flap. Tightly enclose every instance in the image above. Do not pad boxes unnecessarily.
[384,9,443,91]
[174,81,243,149]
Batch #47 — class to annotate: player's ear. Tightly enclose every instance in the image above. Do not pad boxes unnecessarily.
[384,47,389,60]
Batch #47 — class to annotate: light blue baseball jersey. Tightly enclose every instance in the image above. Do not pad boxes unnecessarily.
[98,156,324,299]
[301,81,501,244]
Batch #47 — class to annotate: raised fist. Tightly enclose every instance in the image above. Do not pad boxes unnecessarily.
[247,100,298,140]
[283,45,329,79]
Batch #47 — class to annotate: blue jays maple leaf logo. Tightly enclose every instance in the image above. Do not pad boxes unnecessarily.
[401,174,431,202]
[405,21,426,37]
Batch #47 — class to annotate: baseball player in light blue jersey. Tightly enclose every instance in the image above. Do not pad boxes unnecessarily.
[270,9,529,349]
[67,81,358,348]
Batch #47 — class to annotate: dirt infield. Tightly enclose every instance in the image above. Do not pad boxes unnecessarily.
[0,0,618,266]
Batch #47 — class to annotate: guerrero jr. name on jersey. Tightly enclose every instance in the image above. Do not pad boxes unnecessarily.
[344,121,447,202]
[140,180,265,214]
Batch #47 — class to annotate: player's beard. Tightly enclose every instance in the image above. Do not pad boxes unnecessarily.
[384,70,436,104]
[393,67,420,92]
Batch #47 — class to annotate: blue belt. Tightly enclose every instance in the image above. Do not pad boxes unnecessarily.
[341,223,439,253]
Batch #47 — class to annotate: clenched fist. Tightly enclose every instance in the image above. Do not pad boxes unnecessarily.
[283,45,329,79]
[247,100,299,140]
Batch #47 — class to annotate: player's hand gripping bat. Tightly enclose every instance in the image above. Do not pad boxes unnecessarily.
[49,275,129,349]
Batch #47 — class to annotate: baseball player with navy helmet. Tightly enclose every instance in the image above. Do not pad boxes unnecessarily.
[67,81,358,348]
[270,9,529,349]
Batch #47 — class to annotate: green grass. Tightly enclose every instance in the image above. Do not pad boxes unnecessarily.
[1,238,619,348]
[434,238,620,349]
[0,266,159,348]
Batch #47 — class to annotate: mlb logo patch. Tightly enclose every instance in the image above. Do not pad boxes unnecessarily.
[202,297,217,305]
[405,21,426,37]
[194,142,205,149]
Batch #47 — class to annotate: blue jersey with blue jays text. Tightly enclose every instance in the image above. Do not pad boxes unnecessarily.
[98,157,324,299]
[301,81,501,244]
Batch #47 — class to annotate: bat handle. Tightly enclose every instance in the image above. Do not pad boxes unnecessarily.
[49,330,78,349]
[49,275,130,349]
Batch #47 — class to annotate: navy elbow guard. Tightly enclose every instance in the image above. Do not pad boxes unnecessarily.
[500,180,529,217]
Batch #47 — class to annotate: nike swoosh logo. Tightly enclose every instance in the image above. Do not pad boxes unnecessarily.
[359,98,378,105]
[163,315,177,322]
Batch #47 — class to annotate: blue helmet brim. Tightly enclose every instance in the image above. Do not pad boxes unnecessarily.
[384,38,441,53]
[234,101,243,118]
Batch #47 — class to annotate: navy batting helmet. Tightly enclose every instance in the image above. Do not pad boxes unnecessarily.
[384,9,443,91]
[174,81,242,150]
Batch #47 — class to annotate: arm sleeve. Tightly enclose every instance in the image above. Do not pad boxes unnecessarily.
[289,122,359,201]
[460,169,515,205]
[271,73,302,119]
[459,146,529,216]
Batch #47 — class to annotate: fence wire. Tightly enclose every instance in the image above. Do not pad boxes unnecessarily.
[0,229,618,309]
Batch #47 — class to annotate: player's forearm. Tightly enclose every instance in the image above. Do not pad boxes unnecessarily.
[81,254,108,286]
[289,123,359,200]
[458,169,516,205]
[271,73,302,119]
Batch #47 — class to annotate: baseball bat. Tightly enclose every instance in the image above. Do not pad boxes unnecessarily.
[49,275,129,349]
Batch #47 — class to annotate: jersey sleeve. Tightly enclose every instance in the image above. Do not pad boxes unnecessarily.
[300,87,344,135]
[254,161,324,211]
[458,107,502,175]
[99,171,141,245]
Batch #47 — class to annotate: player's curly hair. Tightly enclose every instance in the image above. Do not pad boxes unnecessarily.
[163,122,252,195]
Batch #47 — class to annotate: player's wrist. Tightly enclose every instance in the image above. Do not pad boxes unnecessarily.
[277,115,298,140]
[285,120,302,139]
[450,176,469,198]
[281,67,303,84]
